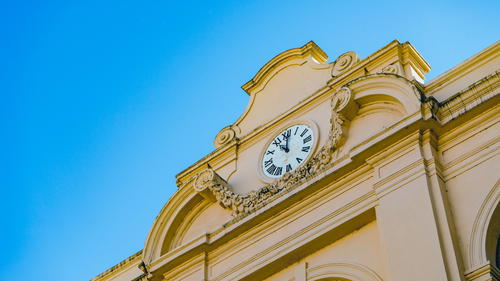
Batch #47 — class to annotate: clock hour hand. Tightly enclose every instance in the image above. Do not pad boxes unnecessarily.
[279,145,288,152]
[280,136,290,153]
[285,134,290,151]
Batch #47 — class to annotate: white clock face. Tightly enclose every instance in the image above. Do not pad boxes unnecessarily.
[262,124,315,178]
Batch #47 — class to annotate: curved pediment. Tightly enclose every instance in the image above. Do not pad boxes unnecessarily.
[241,41,328,95]
[232,41,334,139]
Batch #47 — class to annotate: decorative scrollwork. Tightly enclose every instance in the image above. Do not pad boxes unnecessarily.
[214,126,236,148]
[380,64,399,75]
[332,51,359,77]
[194,87,356,217]
[332,87,351,112]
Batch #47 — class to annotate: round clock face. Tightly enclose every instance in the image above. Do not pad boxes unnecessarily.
[262,124,315,178]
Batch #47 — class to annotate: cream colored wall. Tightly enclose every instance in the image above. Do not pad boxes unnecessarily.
[439,106,499,272]
[263,222,386,281]
[205,171,375,280]
[176,201,233,248]
[163,254,206,281]
[235,56,332,137]
[342,98,405,152]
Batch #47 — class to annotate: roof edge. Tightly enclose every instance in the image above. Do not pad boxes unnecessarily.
[241,41,328,95]
[91,250,143,281]
[425,40,499,94]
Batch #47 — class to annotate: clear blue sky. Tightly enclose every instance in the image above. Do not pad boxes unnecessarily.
[1,0,498,280]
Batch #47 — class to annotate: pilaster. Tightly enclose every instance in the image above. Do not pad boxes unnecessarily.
[368,131,451,281]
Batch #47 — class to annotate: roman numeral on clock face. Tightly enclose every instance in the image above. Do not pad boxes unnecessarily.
[266,150,275,155]
[296,157,303,163]
[286,164,292,172]
[301,146,310,152]
[274,166,282,176]
[264,158,273,167]
[300,128,309,137]
[272,138,281,147]
[303,135,312,144]
[266,164,277,174]
[282,129,291,139]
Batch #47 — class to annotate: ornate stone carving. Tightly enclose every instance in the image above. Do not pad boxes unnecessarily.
[194,87,356,217]
[193,167,231,203]
[214,126,236,148]
[380,64,399,75]
[332,51,360,77]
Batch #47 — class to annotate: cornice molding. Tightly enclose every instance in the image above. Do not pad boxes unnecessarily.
[435,71,499,124]
[241,41,328,95]
[399,41,431,80]
[425,40,499,95]
[91,250,143,281]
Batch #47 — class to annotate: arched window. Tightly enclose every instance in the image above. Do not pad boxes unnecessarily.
[485,202,500,268]
[306,262,383,281]
[496,235,500,268]
[469,181,500,272]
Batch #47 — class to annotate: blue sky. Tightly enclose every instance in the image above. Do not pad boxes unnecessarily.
[1,0,498,280]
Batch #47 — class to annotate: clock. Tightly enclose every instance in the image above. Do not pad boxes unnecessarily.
[261,124,315,178]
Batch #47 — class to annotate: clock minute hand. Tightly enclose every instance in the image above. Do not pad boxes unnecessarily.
[282,136,290,153]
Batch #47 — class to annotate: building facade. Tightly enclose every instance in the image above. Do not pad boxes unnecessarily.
[93,40,500,281]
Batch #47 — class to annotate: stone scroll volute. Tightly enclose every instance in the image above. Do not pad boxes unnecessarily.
[331,51,360,77]
[214,126,237,148]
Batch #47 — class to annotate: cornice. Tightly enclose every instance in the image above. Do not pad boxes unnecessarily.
[241,41,328,95]
[399,41,431,79]
[91,250,142,281]
[437,94,499,146]
[425,40,499,95]
[434,71,499,124]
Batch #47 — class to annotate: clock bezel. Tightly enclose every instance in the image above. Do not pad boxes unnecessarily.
[257,119,320,183]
